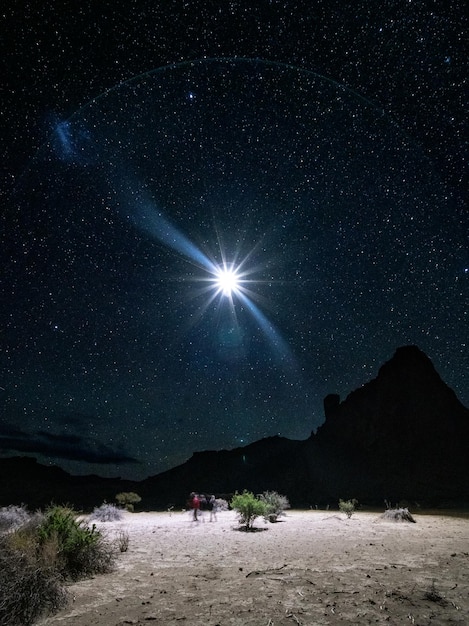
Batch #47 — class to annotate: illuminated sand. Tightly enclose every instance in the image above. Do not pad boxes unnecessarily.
[39,510,468,625]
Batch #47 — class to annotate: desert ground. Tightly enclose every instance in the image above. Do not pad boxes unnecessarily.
[38,509,468,626]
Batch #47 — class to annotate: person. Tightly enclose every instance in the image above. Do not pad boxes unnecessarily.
[207,495,217,522]
[199,494,207,511]
[190,492,200,521]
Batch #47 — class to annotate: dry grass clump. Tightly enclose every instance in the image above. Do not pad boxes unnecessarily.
[424,579,447,605]
[116,530,130,552]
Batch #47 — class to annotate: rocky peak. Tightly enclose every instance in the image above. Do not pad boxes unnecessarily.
[316,345,469,495]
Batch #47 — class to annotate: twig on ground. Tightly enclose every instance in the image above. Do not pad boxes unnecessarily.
[246,564,287,578]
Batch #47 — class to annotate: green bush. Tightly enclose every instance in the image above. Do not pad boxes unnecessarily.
[259,491,290,522]
[38,505,116,580]
[115,492,142,512]
[230,491,267,530]
[338,498,358,518]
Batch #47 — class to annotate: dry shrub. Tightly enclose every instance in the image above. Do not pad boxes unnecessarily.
[0,534,68,626]
[89,503,124,522]
[215,498,229,511]
[381,507,416,523]
[0,504,31,533]
[259,491,291,522]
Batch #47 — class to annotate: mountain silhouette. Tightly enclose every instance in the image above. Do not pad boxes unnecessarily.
[1,346,468,510]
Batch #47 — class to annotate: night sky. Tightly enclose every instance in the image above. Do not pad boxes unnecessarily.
[1,1,467,480]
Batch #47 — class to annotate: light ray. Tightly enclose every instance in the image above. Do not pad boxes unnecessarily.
[236,290,294,364]
[127,197,217,273]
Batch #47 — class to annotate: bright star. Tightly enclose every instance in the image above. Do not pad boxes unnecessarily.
[126,199,294,364]
[215,265,241,297]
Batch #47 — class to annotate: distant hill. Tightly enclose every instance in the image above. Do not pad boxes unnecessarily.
[0,456,139,511]
[1,346,468,510]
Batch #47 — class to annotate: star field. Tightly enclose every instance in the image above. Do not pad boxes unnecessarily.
[0,1,467,479]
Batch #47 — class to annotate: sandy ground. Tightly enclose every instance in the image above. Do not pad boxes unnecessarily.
[38,509,468,626]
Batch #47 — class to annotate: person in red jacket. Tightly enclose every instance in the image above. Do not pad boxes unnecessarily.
[190,492,200,521]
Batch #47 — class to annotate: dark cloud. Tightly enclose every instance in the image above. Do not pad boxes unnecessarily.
[0,421,26,438]
[0,423,138,465]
